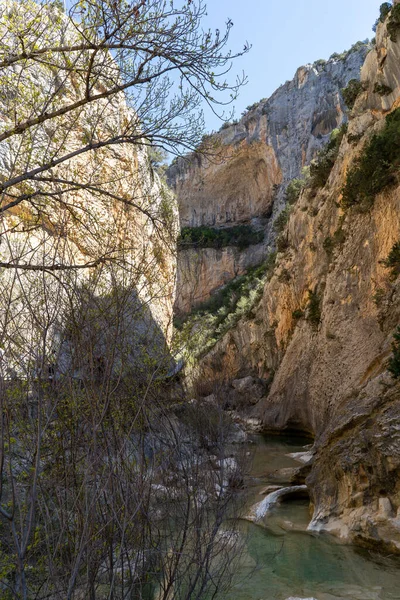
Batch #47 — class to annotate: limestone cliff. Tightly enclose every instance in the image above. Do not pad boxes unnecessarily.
[176,242,266,314]
[195,9,400,553]
[169,43,370,313]
[0,2,178,374]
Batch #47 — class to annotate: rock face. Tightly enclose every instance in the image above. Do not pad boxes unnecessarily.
[169,43,370,313]
[168,141,281,228]
[195,16,400,552]
[175,242,267,314]
[0,3,178,373]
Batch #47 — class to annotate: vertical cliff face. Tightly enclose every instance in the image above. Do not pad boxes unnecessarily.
[168,43,370,217]
[196,9,400,552]
[169,43,370,314]
[168,141,281,229]
[0,4,178,373]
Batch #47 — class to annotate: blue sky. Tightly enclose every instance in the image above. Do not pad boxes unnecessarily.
[202,0,381,131]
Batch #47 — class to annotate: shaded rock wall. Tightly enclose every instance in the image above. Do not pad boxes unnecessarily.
[176,242,267,314]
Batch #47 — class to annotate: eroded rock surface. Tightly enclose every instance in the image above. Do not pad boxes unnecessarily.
[169,43,369,313]
[194,16,400,552]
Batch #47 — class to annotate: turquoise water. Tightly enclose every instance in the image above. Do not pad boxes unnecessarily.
[230,435,400,600]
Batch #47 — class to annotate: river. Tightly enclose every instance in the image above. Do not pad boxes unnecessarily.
[229,433,400,600]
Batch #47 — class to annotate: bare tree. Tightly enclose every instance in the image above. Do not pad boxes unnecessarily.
[0,258,247,598]
[0,0,248,270]
[0,1,249,598]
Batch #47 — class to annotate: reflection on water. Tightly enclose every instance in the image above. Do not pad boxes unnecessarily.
[229,434,400,600]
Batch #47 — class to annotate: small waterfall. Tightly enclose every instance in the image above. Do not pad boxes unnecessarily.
[251,485,308,522]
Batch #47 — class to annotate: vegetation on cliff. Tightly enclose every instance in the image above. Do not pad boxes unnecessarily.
[342,79,365,109]
[285,168,310,205]
[387,3,400,41]
[306,289,322,327]
[174,255,276,360]
[274,206,292,234]
[382,240,400,278]
[342,108,400,208]
[388,327,400,378]
[373,2,393,31]
[178,225,264,250]
[310,125,348,188]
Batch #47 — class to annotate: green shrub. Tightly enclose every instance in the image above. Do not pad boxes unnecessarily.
[380,2,392,20]
[381,241,400,278]
[273,206,291,233]
[387,3,400,41]
[246,102,259,112]
[322,220,346,260]
[342,108,400,209]
[178,225,264,250]
[306,289,321,327]
[348,132,363,145]
[292,309,304,320]
[329,51,346,61]
[348,40,369,54]
[342,79,365,109]
[278,269,291,283]
[310,125,347,188]
[333,217,346,246]
[286,179,303,204]
[148,146,168,173]
[174,254,277,359]
[373,288,385,306]
[276,234,289,253]
[374,82,393,96]
[388,326,400,378]
[314,58,327,69]
[373,2,392,31]
[323,237,334,258]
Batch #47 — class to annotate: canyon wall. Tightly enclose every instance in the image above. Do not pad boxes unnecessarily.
[169,43,370,314]
[195,11,400,552]
[0,3,178,375]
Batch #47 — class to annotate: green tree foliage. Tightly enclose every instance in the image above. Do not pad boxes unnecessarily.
[373,2,393,31]
[323,236,334,258]
[381,241,400,278]
[342,79,365,109]
[388,326,400,378]
[276,234,290,253]
[285,168,310,205]
[174,255,277,359]
[148,145,168,176]
[380,2,393,20]
[342,108,400,208]
[292,309,304,320]
[273,206,291,233]
[307,289,321,327]
[178,225,264,250]
[374,82,393,96]
[310,125,348,188]
[387,3,400,41]
[285,179,304,205]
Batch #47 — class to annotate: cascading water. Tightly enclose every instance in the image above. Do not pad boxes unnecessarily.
[249,486,308,522]
[228,434,400,600]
